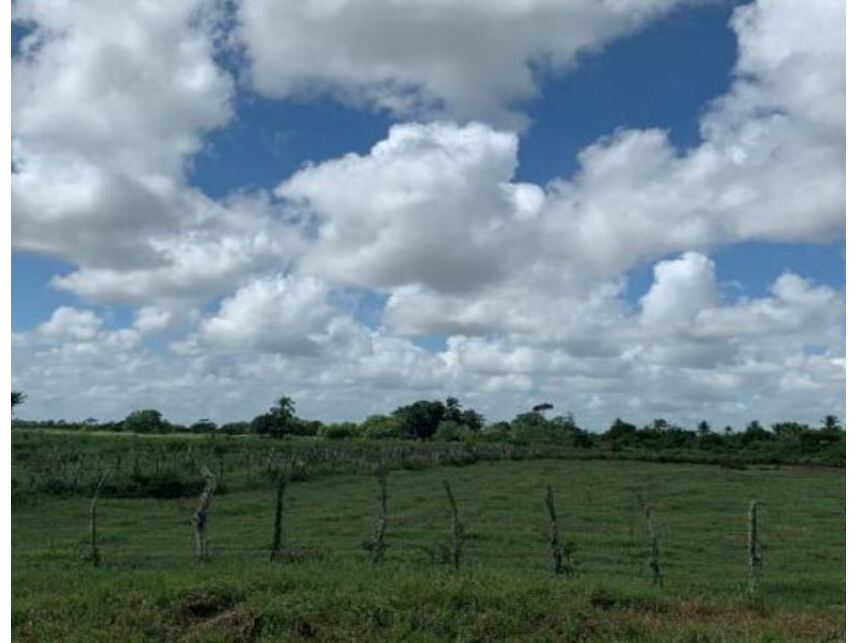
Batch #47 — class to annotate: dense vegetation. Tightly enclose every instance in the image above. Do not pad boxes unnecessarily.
[11,393,846,468]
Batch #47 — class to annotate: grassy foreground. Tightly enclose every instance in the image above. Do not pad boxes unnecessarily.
[13,459,844,641]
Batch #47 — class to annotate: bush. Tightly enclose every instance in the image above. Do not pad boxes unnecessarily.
[104,472,224,499]
[434,421,473,442]
[122,409,169,434]
[294,419,323,437]
[220,422,251,435]
[318,423,360,440]
[509,412,575,444]
[360,415,405,439]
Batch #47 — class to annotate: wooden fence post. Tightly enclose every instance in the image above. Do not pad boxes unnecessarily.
[370,467,388,563]
[270,469,287,561]
[443,480,463,569]
[748,500,762,593]
[89,469,110,567]
[192,466,217,561]
[639,496,663,587]
[545,485,568,575]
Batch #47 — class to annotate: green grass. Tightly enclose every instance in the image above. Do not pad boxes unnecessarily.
[13,459,844,641]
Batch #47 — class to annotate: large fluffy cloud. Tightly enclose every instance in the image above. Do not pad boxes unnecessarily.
[237,0,702,128]
[12,0,303,303]
[279,122,535,293]
[13,0,231,262]
[47,192,305,305]
[194,274,337,355]
[12,253,844,427]
[272,0,842,300]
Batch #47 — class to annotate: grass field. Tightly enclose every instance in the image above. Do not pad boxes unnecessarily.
[12,455,844,641]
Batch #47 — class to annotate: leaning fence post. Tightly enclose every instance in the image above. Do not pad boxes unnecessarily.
[545,485,567,575]
[270,467,287,561]
[639,495,663,587]
[192,466,217,561]
[89,469,110,567]
[748,500,762,593]
[370,466,388,563]
[443,479,463,569]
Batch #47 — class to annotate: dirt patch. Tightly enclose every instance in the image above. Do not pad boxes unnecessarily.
[179,590,239,621]
[180,606,259,643]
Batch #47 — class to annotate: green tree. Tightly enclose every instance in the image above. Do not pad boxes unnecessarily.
[393,400,446,440]
[772,421,808,442]
[823,415,842,432]
[258,396,297,439]
[741,420,773,445]
[649,418,670,433]
[604,417,637,442]
[251,412,280,437]
[11,390,26,415]
[697,420,711,435]
[273,396,296,417]
[122,409,168,434]
[551,413,577,432]
[443,397,463,424]
[510,411,554,443]
[460,408,485,431]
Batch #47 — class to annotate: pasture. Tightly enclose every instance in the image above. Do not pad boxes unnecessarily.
[12,433,845,641]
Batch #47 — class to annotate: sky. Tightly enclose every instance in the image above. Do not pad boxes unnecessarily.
[11,0,845,429]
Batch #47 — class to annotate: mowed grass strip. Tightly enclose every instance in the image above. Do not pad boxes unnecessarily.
[13,459,844,641]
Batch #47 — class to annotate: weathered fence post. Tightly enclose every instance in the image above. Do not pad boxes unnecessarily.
[443,479,463,569]
[639,496,663,587]
[89,469,110,567]
[270,468,287,561]
[545,485,568,575]
[192,466,217,561]
[370,466,388,563]
[748,500,762,593]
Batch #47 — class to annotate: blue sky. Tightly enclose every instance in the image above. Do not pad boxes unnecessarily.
[11,0,844,426]
[13,0,842,328]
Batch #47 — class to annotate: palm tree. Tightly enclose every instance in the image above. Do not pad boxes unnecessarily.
[444,397,462,423]
[823,415,842,431]
[267,396,296,439]
[273,396,295,419]
[11,390,26,415]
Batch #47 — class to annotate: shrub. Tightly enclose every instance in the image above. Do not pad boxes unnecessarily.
[318,423,360,440]
[122,409,169,434]
[220,422,251,435]
[434,421,473,442]
[360,415,405,439]
[104,472,225,499]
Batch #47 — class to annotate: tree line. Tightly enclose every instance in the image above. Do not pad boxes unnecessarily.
[10,391,844,464]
